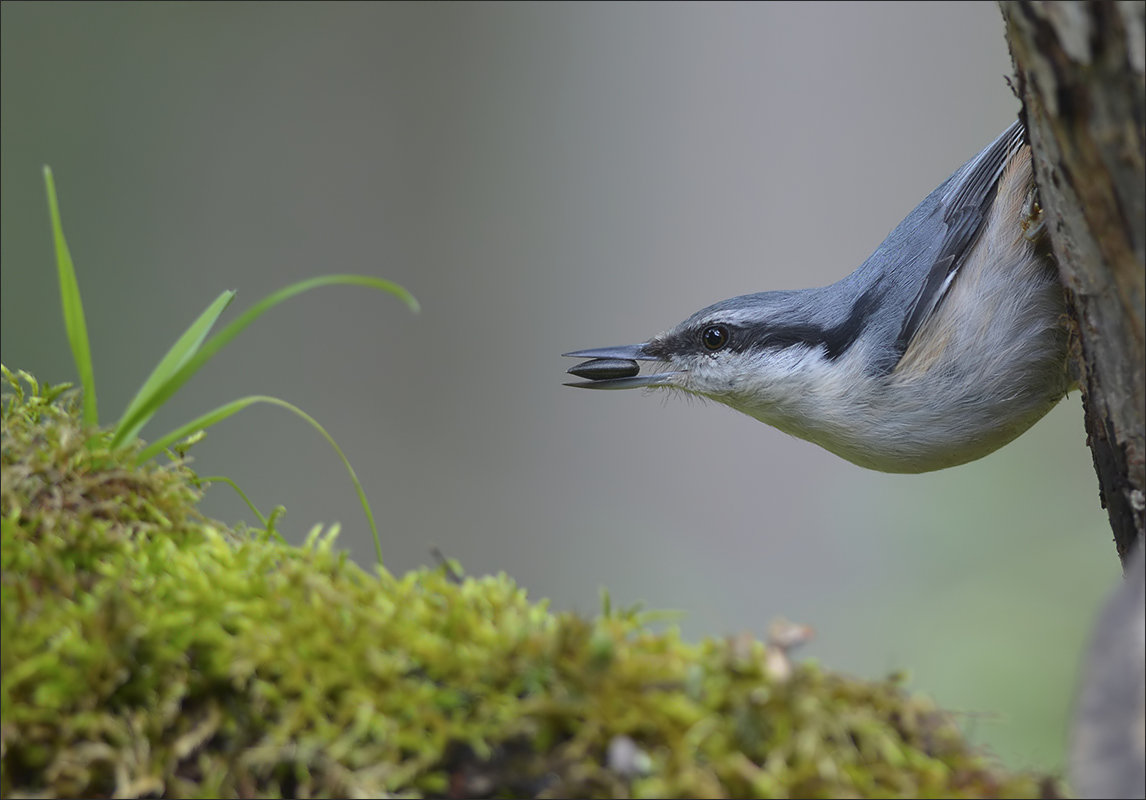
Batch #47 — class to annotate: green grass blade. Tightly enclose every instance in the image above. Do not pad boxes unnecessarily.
[196,474,273,530]
[113,290,236,446]
[111,275,417,450]
[43,166,98,427]
[136,395,388,568]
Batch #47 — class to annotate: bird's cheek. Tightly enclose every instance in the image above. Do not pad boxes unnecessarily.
[682,358,726,393]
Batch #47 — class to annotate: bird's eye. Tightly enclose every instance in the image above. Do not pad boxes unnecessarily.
[701,325,729,351]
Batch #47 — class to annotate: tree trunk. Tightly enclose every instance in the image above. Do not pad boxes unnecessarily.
[1001,0,1146,568]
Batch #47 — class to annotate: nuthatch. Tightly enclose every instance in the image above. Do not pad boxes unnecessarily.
[565,119,1074,473]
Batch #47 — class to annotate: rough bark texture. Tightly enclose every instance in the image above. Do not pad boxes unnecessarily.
[1001,1,1146,567]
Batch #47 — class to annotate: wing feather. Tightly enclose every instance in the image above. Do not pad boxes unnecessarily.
[894,120,1027,353]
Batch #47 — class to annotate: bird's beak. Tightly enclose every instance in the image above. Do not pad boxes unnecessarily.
[562,343,682,389]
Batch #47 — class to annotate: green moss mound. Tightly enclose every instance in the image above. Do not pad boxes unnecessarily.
[1,368,1061,798]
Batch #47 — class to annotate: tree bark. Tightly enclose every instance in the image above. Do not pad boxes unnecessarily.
[1001,1,1146,568]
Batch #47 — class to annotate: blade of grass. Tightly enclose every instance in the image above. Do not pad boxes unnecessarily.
[136,395,389,569]
[111,275,418,450]
[196,474,273,531]
[43,166,97,427]
[113,290,236,443]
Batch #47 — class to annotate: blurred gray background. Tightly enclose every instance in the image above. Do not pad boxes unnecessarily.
[1,1,1118,773]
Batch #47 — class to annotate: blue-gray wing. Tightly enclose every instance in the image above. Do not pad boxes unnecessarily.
[893,120,1028,353]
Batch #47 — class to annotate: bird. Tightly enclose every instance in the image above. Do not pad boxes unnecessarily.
[564,119,1074,473]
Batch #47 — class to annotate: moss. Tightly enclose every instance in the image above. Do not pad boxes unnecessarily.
[1,367,1063,799]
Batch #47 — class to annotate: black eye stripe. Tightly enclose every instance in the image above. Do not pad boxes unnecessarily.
[645,285,884,363]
